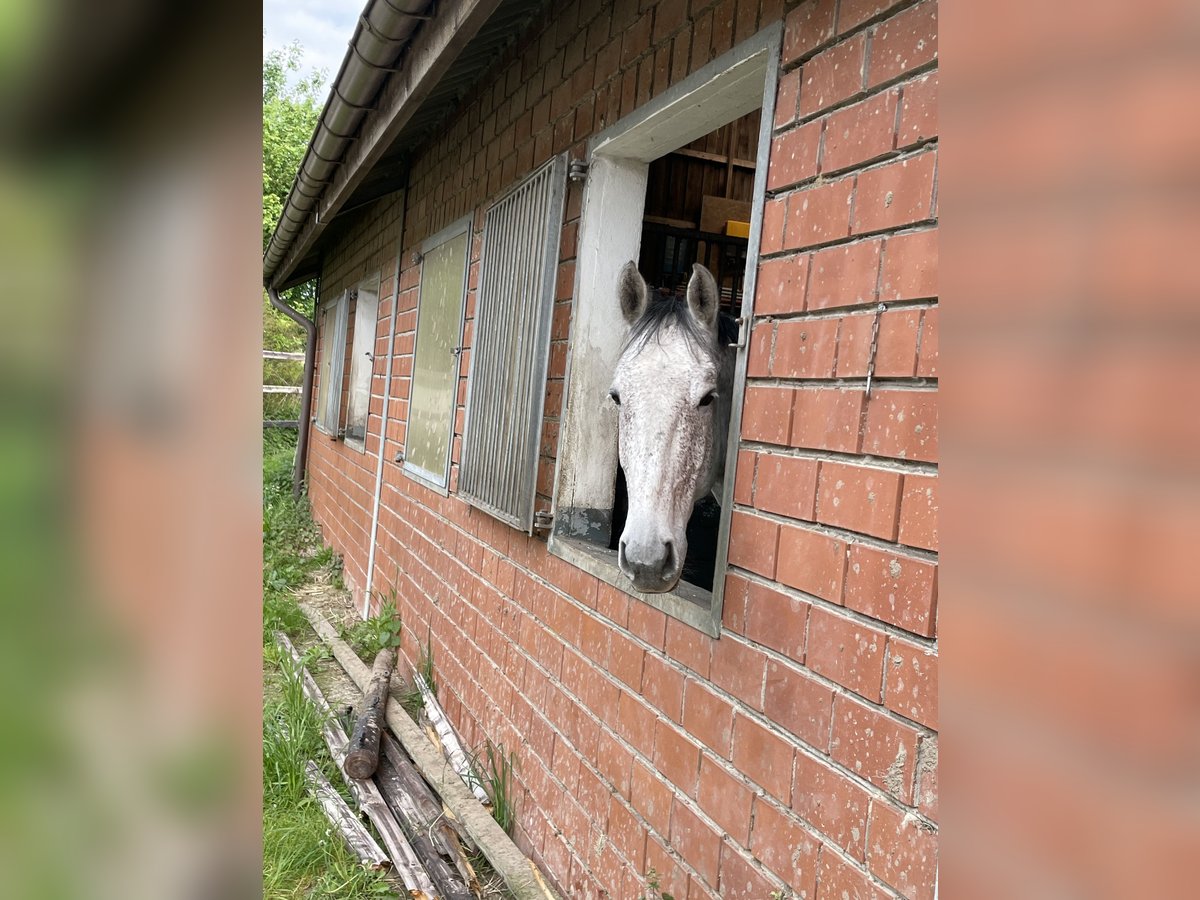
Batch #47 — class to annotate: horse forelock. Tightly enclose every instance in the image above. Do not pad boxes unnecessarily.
[621,292,733,366]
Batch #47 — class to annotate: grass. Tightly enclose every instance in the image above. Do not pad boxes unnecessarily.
[262,431,392,899]
[470,740,517,835]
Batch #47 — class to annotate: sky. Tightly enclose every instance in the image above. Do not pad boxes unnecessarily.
[263,0,365,89]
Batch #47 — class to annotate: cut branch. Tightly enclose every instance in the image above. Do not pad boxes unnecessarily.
[345,647,396,779]
[304,760,390,871]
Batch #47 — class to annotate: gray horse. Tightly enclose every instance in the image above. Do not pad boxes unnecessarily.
[610,261,737,593]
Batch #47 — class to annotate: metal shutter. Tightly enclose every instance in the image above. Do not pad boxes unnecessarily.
[459,155,567,531]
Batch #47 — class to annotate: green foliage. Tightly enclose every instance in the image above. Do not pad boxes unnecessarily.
[263,42,324,253]
[341,596,403,658]
[639,867,676,900]
[469,740,517,835]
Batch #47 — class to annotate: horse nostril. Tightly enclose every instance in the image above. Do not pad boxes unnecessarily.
[661,541,675,576]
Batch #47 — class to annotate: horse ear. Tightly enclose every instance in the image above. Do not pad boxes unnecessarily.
[686,263,719,331]
[618,261,648,324]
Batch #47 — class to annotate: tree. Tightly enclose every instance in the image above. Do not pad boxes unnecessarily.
[263,43,324,358]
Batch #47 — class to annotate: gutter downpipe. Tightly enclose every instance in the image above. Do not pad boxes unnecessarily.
[363,184,410,615]
[267,286,316,500]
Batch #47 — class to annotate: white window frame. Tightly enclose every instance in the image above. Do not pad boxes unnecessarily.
[344,273,381,452]
[401,214,472,494]
[548,24,782,638]
[314,290,349,436]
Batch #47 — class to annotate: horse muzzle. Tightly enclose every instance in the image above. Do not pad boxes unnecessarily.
[618,533,684,593]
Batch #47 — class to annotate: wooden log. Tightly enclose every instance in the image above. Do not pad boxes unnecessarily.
[273,632,440,900]
[376,751,475,900]
[297,601,562,900]
[345,647,397,779]
[416,674,492,807]
[304,760,390,871]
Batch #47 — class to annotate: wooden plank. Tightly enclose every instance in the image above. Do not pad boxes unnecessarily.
[416,673,492,806]
[263,385,303,394]
[668,147,756,169]
[305,760,390,871]
[262,350,306,360]
[297,602,562,900]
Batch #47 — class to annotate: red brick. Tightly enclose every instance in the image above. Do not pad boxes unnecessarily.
[898,71,938,147]
[768,121,821,190]
[852,151,937,234]
[683,679,735,758]
[917,306,938,376]
[805,606,886,701]
[835,307,921,379]
[807,239,881,309]
[816,846,889,899]
[744,579,810,661]
[631,758,673,835]
[790,388,864,454]
[816,461,903,540]
[785,176,854,249]
[754,453,818,521]
[711,634,766,709]
[747,320,773,377]
[783,0,837,65]
[741,385,794,446]
[654,719,702,797]
[722,571,749,633]
[733,450,756,505]
[881,228,937,301]
[653,0,687,43]
[915,736,938,821]
[830,694,920,802]
[772,317,839,378]
[609,630,646,689]
[698,755,754,844]
[836,0,908,33]
[867,0,938,88]
[799,34,866,116]
[616,690,657,757]
[885,636,938,729]
[844,543,937,636]
[898,471,938,551]
[732,714,795,802]
[607,795,648,871]
[821,89,899,174]
[644,837,690,900]
[764,659,834,749]
[862,388,938,462]
[760,198,787,255]
[867,800,937,899]
[792,752,871,859]
[596,728,634,794]
[755,254,808,315]
[667,617,712,678]
[776,524,846,603]
[670,799,722,889]
[641,652,685,721]
[774,67,801,129]
[629,601,667,650]
[750,798,820,896]
[720,842,783,899]
[727,510,780,579]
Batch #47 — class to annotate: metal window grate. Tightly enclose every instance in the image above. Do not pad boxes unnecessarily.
[316,291,349,435]
[459,155,567,532]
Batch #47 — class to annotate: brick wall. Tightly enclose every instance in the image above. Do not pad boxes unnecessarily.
[306,0,938,896]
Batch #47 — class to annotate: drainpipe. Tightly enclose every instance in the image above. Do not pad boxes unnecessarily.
[267,286,316,500]
[363,187,409,613]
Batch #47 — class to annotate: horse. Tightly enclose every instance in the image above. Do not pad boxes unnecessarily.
[610,261,738,593]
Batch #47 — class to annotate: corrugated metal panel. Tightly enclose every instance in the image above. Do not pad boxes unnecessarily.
[317,292,349,434]
[459,155,567,532]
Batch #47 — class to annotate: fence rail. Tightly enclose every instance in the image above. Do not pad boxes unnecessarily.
[262,349,305,361]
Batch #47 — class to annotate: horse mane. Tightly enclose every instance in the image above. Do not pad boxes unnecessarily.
[623,288,737,363]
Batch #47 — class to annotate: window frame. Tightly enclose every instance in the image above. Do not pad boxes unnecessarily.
[548,24,782,638]
[314,290,349,437]
[344,273,382,452]
[401,213,473,495]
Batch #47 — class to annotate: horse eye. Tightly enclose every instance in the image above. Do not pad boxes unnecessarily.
[609,389,621,406]
[698,391,716,408]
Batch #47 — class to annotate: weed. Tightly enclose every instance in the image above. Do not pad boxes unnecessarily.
[417,629,437,697]
[341,594,403,657]
[639,866,676,900]
[467,740,517,835]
